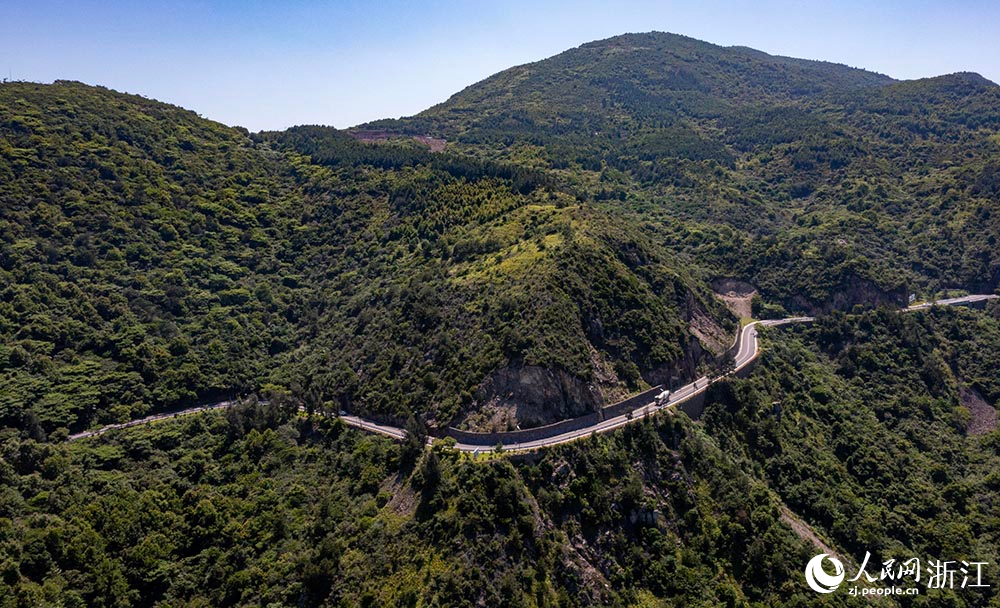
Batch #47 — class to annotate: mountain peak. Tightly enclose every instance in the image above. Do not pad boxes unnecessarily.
[939,71,997,87]
[578,30,715,50]
[376,32,894,143]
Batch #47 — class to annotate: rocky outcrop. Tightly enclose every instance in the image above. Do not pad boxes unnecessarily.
[460,366,605,431]
[642,336,707,390]
[644,290,732,388]
[788,275,907,314]
[455,287,736,432]
[961,386,996,436]
[446,385,664,446]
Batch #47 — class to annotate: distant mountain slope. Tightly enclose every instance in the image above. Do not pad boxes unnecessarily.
[366,31,1000,310]
[370,32,893,142]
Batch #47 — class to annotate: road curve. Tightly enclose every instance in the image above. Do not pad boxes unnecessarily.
[68,294,996,450]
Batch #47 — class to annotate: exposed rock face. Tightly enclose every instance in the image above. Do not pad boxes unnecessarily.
[450,282,739,432]
[789,275,907,314]
[643,289,733,388]
[685,292,732,356]
[464,366,605,431]
[455,289,736,432]
[643,336,708,390]
[457,342,634,432]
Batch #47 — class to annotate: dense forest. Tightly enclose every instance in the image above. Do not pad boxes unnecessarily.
[2,30,1000,606]
[3,303,999,606]
[0,80,732,437]
[373,32,1000,310]
[0,400,815,607]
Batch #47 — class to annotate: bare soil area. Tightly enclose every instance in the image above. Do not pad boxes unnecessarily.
[961,386,997,435]
[712,278,757,320]
[780,506,838,557]
[348,130,446,152]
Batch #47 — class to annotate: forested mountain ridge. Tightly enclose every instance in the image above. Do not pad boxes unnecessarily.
[0,80,733,436]
[3,31,1000,438]
[0,81,299,433]
[367,31,1000,311]
[3,303,1000,606]
[370,31,896,142]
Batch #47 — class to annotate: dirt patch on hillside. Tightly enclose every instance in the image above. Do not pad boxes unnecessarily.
[961,386,997,435]
[381,477,418,518]
[413,135,447,152]
[348,130,446,152]
[712,278,757,319]
[780,506,838,557]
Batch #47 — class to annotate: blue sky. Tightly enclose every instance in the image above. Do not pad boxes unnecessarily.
[3,1,998,131]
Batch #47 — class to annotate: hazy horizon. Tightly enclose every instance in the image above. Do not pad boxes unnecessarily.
[4,0,999,131]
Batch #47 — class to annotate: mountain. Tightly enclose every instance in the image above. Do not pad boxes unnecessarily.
[371,32,894,143]
[2,31,1000,607]
[0,80,733,438]
[367,32,1000,311]
[3,303,999,606]
[3,33,999,438]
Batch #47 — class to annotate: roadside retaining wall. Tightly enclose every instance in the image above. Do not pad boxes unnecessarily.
[955,298,995,311]
[678,358,758,420]
[445,385,666,446]
[733,356,759,379]
[446,411,602,446]
[676,391,707,419]
[596,385,664,420]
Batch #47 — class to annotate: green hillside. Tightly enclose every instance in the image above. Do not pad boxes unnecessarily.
[367,32,1000,310]
[2,30,1000,608]
[3,302,999,606]
[0,81,732,436]
[0,81,298,433]
[5,34,997,436]
[0,402,819,607]
[371,32,893,144]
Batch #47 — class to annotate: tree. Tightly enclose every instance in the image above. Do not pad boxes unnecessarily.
[401,413,427,468]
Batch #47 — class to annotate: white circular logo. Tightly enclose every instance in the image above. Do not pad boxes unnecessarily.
[805,553,845,593]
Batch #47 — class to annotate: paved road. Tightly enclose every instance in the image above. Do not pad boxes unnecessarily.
[69,294,996,449]
[67,401,234,441]
[338,415,408,441]
[905,293,998,312]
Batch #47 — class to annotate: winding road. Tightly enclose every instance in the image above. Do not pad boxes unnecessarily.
[68,294,996,451]
[67,401,235,441]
